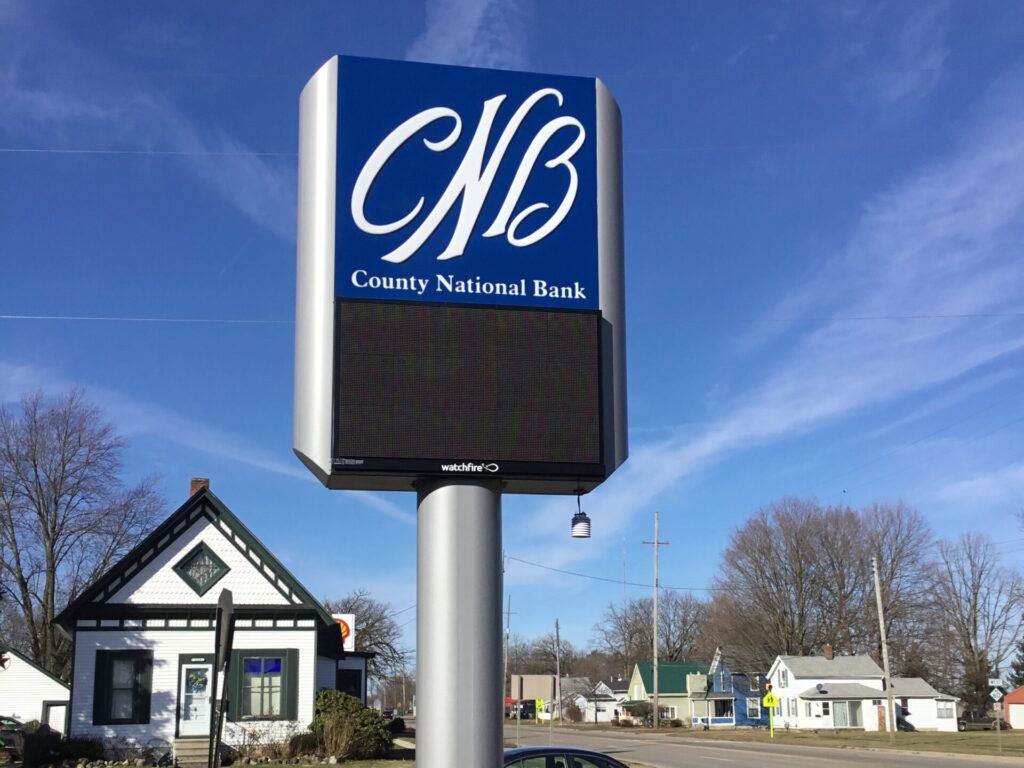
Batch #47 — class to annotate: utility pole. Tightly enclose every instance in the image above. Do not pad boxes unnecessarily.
[872,556,896,744]
[643,512,669,730]
[555,618,562,725]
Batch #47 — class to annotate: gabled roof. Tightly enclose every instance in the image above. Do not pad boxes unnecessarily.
[890,677,956,700]
[1005,687,1024,705]
[635,661,706,694]
[0,642,70,689]
[56,487,334,631]
[778,654,882,679]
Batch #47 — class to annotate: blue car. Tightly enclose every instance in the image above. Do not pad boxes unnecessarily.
[504,746,631,768]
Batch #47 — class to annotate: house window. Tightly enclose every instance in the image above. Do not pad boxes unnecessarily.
[93,650,153,725]
[173,542,229,596]
[937,701,954,719]
[243,656,283,718]
[872,699,882,706]
[228,649,298,721]
[749,677,760,691]
[822,702,831,716]
[805,701,811,717]
[780,669,788,687]
[747,699,761,719]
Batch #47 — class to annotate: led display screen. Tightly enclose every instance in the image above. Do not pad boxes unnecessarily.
[332,301,602,471]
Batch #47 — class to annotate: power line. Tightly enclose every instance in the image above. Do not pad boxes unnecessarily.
[0,147,297,157]
[0,314,292,325]
[505,554,723,593]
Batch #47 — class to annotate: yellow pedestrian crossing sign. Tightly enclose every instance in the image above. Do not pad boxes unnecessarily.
[762,691,779,708]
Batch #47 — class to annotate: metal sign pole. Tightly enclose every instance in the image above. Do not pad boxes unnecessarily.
[416,479,502,768]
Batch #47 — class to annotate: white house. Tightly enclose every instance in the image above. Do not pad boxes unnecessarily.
[0,644,70,733]
[55,480,371,765]
[766,649,957,732]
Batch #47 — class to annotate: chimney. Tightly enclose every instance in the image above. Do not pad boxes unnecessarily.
[823,643,833,660]
[190,477,210,496]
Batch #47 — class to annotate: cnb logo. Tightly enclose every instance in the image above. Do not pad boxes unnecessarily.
[351,89,586,264]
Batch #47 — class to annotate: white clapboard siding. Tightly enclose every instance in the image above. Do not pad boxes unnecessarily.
[0,651,70,725]
[71,628,317,743]
[108,518,289,606]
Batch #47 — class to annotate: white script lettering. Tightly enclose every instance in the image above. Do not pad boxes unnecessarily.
[350,89,586,264]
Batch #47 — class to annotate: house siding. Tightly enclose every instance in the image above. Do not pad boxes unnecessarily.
[108,518,290,606]
[71,628,317,744]
[0,652,70,728]
[316,656,337,693]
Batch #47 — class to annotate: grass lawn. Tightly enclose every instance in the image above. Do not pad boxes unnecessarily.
[667,727,1024,757]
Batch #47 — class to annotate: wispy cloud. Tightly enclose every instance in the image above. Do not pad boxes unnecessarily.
[0,5,295,241]
[828,1,952,109]
[865,368,1019,439]
[406,0,530,69]
[508,67,1024,580]
[0,360,415,525]
[937,462,1024,509]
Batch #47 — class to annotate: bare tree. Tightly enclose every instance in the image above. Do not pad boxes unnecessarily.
[0,390,162,676]
[591,592,707,676]
[324,589,410,682]
[930,533,1024,709]
[703,498,936,678]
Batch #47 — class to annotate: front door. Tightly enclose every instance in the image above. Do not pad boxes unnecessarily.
[179,663,214,737]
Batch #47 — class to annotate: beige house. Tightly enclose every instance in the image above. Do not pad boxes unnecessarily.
[624,661,706,721]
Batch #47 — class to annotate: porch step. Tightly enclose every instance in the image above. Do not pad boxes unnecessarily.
[174,738,211,768]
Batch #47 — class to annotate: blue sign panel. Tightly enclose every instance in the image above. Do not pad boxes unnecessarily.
[334,56,598,309]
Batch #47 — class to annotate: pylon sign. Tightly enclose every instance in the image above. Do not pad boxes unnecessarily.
[293,56,627,494]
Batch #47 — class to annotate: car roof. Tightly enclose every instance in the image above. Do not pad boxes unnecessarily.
[504,746,625,760]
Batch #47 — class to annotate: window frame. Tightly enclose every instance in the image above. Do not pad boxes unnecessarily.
[747,698,761,720]
[937,701,954,719]
[172,542,230,597]
[226,648,298,722]
[93,650,153,725]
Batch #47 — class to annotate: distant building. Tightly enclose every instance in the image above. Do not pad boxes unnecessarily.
[0,643,70,733]
[766,646,958,732]
[625,661,707,722]
[689,647,770,728]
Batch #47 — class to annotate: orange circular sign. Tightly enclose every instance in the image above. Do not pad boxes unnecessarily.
[336,617,351,642]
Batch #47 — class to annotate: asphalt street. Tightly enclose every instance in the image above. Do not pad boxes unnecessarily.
[502,722,1019,768]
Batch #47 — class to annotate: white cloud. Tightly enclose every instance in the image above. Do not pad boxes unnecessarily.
[508,68,1024,580]
[938,462,1024,509]
[828,1,952,109]
[0,6,296,241]
[0,360,415,525]
[406,0,530,69]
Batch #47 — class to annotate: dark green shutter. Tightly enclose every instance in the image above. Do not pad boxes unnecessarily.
[283,649,298,720]
[93,652,112,725]
[225,650,242,722]
[134,653,153,724]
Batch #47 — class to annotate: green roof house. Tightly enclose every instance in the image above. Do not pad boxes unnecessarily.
[626,661,707,722]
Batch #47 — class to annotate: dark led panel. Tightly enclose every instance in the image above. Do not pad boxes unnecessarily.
[332,301,602,476]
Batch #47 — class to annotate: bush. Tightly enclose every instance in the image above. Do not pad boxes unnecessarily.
[22,723,60,767]
[670,719,683,728]
[312,690,391,760]
[56,738,105,762]
[286,732,319,759]
[386,717,406,736]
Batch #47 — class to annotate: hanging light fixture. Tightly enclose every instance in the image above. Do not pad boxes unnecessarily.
[571,490,591,538]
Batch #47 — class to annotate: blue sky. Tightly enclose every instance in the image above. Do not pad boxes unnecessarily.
[2,0,1024,657]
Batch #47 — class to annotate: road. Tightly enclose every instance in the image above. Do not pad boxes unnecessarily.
[502,722,1018,768]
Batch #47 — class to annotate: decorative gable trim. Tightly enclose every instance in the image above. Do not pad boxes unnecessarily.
[56,488,334,632]
[172,541,230,597]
